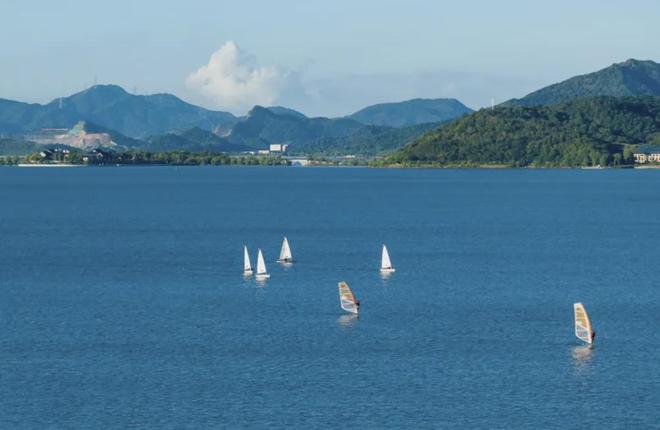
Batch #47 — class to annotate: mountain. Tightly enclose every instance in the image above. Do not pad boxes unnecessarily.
[227,105,439,155]
[144,127,250,152]
[266,106,307,119]
[506,59,660,106]
[0,85,237,138]
[349,98,473,127]
[73,121,143,148]
[0,138,44,156]
[228,106,366,149]
[380,96,660,167]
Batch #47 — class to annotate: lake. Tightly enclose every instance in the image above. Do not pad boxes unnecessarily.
[0,166,659,428]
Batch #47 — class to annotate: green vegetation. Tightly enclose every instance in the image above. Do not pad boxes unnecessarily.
[378,97,660,167]
[144,127,249,153]
[506,59,660,106]
[291,122,442,156]
[18,150,290,166]
[229,106,442,156]
[0,138,43,156]
[0,155,21,165]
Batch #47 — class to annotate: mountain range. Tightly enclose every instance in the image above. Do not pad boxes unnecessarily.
[0,85,238,138]
[1,58,659,159]
[0,87,467,155]
[382,58,660,166]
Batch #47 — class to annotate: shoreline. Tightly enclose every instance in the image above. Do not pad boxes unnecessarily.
[2,163,657,170]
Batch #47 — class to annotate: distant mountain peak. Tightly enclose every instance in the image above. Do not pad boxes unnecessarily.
[506,58,660,106]
[85,84,128,94]
[349,98,472,127]
[247,105,273,117]
[67,84,129,101]
[266,106,307,119]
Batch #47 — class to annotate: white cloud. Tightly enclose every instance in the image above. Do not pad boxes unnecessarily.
[186,41,302,113]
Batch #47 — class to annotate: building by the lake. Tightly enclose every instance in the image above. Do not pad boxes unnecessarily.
[634,147,660,164]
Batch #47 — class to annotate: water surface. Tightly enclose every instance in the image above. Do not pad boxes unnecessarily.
[0,167,659,428]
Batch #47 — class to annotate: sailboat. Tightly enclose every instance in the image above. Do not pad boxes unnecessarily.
[243,245,253,276]
[255,248,270,280]
[277,236,293,263]
[338,281,359,314]
[380,244,395,273]
[573,302,595,345]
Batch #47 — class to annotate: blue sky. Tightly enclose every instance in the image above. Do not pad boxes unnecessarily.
[1,0,658,116]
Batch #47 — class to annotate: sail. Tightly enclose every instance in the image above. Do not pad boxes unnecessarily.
[338,281,359,314]
[574,302,593,344]
[279,237,292,262]
[256,249,268,275]
[381,244,393,270]
[243,245,252,272]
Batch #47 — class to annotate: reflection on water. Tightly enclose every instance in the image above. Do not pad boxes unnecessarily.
[380,271,392,282]
[571,345,594,375]
[337,313,359,328]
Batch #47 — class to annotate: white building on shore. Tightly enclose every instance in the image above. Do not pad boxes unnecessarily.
[269,144,289,153]
[634,148,660,164]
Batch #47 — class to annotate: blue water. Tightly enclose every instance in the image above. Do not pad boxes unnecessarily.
[1,167,659,429]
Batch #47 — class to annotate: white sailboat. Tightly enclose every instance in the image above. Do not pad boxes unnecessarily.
[338,281,359,314]
[380,244,395,273]
[255,248,270,280]
[243,245,253,276]
[277,236,293,263]
[574,302,595,345]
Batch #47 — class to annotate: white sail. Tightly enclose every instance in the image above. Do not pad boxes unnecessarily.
[380,244,395,272]
[278,237,293,263]
[243,245,253,275]
[256,248,270,279]
[574,302,594,344]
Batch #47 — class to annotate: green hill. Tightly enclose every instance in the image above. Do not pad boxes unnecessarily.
[227,105,441,155]
[380,97,660,167]
[144,127,249,152]
[349,98,473,127]
[0,138,43,156]
[506,59,660,106]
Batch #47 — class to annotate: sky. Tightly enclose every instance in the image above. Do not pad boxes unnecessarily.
[1,0,659,116]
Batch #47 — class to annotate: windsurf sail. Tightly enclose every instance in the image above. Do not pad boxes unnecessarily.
[256,248,269,278]
[243,245,253,274]
[338,281,359,314]
[380,244,395,272]
[574,302,594,344]
[278,237,293,262]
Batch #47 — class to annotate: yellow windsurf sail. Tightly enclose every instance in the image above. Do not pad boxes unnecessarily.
[338,281,359,314]
[574,302,594,344]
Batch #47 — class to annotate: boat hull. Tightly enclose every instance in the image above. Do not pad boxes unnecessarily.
[380,268,396,273]
[256,274,270,280]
